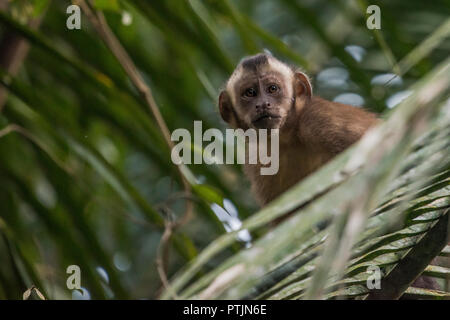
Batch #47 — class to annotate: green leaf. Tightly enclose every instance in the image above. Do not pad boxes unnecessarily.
[93,0,121,12]
[32,0,50,17]
[193,184,224,206]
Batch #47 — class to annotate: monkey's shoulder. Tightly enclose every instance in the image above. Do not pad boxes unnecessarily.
[297,96,378,153]
[301,96,377,126]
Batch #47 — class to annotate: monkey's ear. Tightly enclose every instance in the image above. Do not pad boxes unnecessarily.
[294,71,312,98]
[218,90,233,123]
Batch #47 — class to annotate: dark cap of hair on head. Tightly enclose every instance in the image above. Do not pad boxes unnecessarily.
[240,53,270,71]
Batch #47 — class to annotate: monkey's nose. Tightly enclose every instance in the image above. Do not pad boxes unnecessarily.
[256,102,270,110]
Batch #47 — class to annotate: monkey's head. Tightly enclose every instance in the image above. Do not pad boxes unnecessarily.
[219,53,312,130]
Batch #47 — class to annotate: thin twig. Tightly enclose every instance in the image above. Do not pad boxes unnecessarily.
[23,285,46,300]
[156,216,179,299]
[76,1,194,294]
[0,1,46,112]
[76,2,193,211]
[76,0,192,218]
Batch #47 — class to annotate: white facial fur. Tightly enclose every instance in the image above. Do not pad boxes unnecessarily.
[225,55,295,107]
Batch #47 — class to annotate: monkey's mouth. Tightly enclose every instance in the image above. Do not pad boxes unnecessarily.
[252,113,281,124]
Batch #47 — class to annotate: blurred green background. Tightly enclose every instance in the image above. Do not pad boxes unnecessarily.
[0,0,449,299]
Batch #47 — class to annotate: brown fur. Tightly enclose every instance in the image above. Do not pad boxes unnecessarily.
[243,96,378,205]
[219,54,379,205]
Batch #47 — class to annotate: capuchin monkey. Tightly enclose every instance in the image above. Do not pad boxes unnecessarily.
[219,53,379,205]
[219,53,444,294]
[218,53,444,294]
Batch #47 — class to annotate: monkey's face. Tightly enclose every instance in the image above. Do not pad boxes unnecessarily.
[232,70,293,130]
[219,54,312,131]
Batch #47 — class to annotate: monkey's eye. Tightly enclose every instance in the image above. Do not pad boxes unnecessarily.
[267,84,279,94]
[244,88,257,98]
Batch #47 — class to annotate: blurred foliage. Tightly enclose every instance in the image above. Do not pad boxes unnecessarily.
[0,0,449,299]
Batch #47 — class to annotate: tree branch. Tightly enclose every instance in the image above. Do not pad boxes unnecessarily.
[0,2,45,111]
[76,0,193,224]
[366,210,449,299]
